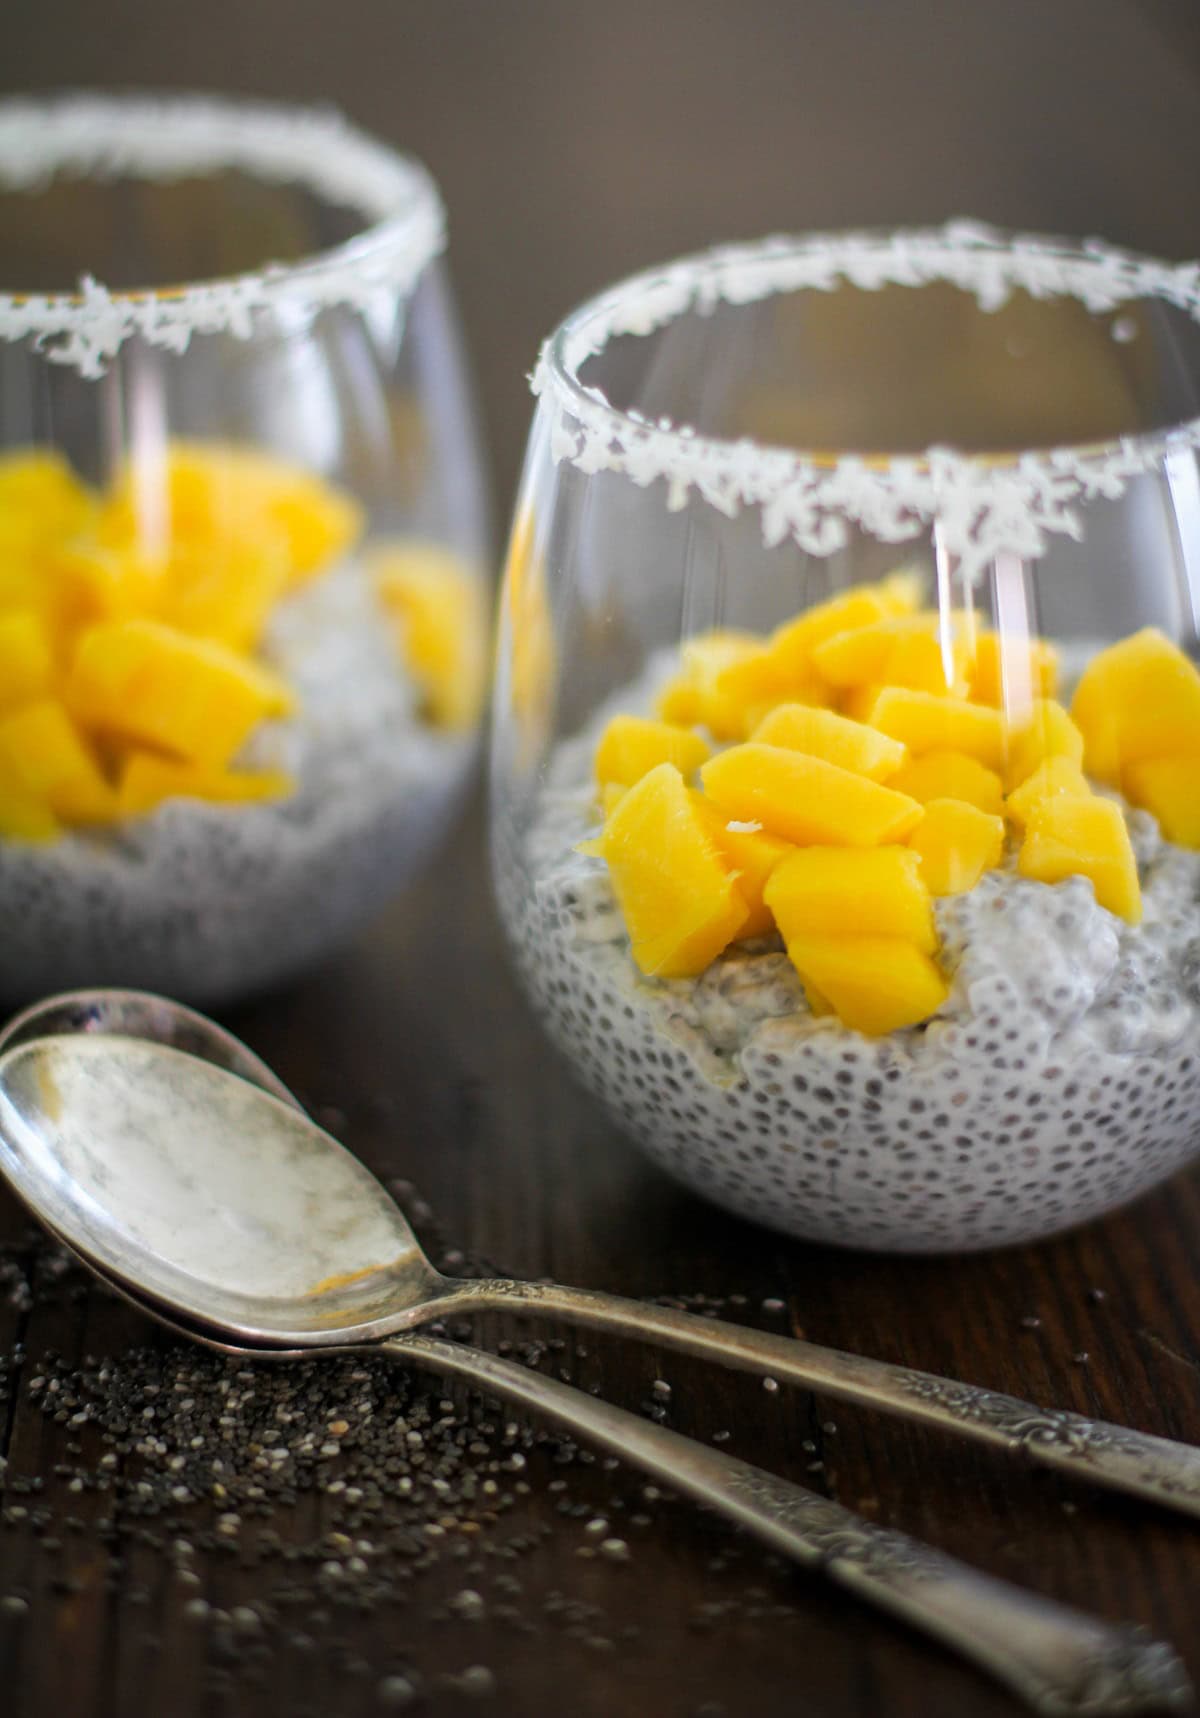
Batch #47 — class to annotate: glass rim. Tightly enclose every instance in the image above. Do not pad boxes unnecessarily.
[532,221,1200,571]
[0,92,446,375]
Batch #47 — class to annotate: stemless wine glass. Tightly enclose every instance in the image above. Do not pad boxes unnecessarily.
[0,93,488,1005]
[491,223,1200,1253]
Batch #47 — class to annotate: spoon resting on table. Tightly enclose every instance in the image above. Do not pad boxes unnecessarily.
[0,1018,1187,1717]
[3,988,1200,1528]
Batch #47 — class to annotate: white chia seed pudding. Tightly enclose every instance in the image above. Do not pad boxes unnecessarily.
[0,562,476,1006]
[495,706,1200,1254]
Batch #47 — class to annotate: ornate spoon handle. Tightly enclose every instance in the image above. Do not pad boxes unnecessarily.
[440,1279,1200,1522]
[389,1333,1190,1717]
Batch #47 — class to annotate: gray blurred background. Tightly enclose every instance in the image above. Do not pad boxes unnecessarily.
[6,0,1200,517]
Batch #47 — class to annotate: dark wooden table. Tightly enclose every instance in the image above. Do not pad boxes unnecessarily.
[5,4,1200,1714]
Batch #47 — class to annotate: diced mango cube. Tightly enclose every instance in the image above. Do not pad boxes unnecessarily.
[594,715,710,788]
[117,753,293,818]
[66,619,293,768]
[0,451,96,546]
[0,610,54,714]
[908,799,1005,896]
[1018,794,1141,924]
[600,782,627,818]
[162,538,291,651]
[969,632,1059,707]
[1005,699,1085,790]
[656,632,761,739]
[764,846,937,951]
[0,777,60,841]
[1004,757,1093,831]
[598,763,748,977]
[712,586,906,719]
[373,542,489,730]
[868,687,1008,773]
[842,682,886,723]
[749,703,906,780]
[776,935,949,1036]
[105,442,362,588]
[695,800,792,938]
[0,699,116,824]
[700,743,923,847]
[889,750,1004,816]
[48,539,165,637]
[812,613,970,694]
[1123,756,1200,848]
[1071,628,1200,785]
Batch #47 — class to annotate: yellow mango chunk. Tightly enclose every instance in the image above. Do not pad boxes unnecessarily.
[594,715,710,788]
[373,542,488,730]
[48,540,165,637]
[811,614,967,695]
[161,538,291,652]
[868,687,1008,773]
[0,610,54,714]
[1005,757,1093,831]
[777,935,949,1036]
[969,632,1059,707]
[1071,628,1200,784]
[503,506,557,742]
[1018,794,1141,924]
[655,633,763,741]
[890,750,1004,816]
[700,743,923,847]
[1005,699,1085,790]
[598,763,748,977]
[713,584,910,719]
[600,782,627,818]
[749,703,906,781]
[764,846,937,951]
[0,451,95,547]
[67,620,293,768]
[842,682,886,723]
[1123,757,1200,848]
[695,800,792,938]
[117,754,293,818]
[105,442,362,588]
[908,799,1005,896]
[0,779,60,841]
[0,699,116,824]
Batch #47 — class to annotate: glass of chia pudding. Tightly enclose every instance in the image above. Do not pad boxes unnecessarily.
[0,94,489,1005]
[491,223,1200,1253]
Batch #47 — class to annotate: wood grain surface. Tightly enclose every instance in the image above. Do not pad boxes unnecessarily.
[3,5,1200,1715]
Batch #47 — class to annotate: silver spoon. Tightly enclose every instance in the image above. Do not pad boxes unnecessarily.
[0,1028,1187,1715]
[4,989,1200,1528]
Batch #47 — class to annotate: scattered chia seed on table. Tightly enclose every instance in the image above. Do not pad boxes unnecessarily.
[0,1215,808,1707]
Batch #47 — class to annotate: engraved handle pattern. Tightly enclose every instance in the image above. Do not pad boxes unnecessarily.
[443,1278,1200,1523]
[387,1332,1191,1717]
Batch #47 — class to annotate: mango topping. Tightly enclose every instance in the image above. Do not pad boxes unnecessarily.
[594,715,711,789]
[585,576,1200,1034]
[372,541,488,731]
[1005,699,1084,791]
[0,699,116,825]
[0,441,474,836]
[1018,794,1141,924]
[597,763,749,977]
[67,620,293,770]
[749,703,906,780]
[769,935,950,1037]
[909,799,1005,897]
[1004,757,1093,832]
[764,847,937,952]
[868,687,1008,773]
[1071,628,1200,785]
[701,744,924,848]
[1122,757,1200,848]
[889,750,1005,817]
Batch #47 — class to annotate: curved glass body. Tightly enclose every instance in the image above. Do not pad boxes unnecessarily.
[491,225,1200,1253]
[0,95,488,1004]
